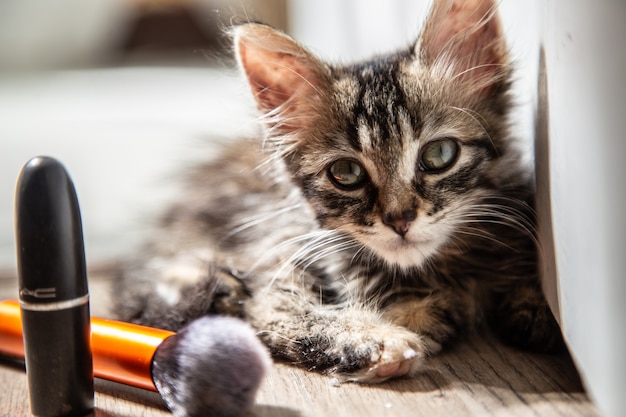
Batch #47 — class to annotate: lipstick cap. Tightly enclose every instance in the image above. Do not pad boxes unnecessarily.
[16,156,88,304]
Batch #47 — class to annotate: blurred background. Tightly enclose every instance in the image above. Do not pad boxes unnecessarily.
[1,2,623,417]
[0,0,445,268]
[0,0,537,268]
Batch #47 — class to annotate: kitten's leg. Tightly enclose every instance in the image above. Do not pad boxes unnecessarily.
[245,289,428,383]
[115,255,249,331]
[380,288,472,354]
[491,284,565,352]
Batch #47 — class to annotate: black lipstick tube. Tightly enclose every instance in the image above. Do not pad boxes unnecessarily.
[15,157,94,417]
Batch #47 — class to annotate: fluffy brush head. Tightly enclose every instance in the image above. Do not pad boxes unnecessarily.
[151,315,271,417]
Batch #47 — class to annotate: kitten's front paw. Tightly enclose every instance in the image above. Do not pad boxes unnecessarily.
[331,327,430,383]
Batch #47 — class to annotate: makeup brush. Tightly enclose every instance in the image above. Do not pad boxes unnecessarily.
[0,299,271,417]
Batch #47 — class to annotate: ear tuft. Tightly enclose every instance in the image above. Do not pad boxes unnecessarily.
[234,24,330,132]
[418,0,508,96]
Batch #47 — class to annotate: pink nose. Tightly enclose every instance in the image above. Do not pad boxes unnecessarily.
[382,210,416,237]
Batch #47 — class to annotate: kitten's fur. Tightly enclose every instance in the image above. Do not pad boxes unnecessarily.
[115,0,563,383]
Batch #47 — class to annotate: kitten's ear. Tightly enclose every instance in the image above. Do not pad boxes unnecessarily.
[234,24,330,132]
[418,0,507,96]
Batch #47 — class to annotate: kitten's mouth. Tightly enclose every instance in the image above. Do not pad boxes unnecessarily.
[361,231,441,270]
[390,235,431,250]
[384,224,429,244]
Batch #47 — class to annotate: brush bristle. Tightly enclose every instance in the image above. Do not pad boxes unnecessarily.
[151,315,271,417]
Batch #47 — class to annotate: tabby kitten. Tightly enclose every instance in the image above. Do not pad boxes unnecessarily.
[115,0,563,383]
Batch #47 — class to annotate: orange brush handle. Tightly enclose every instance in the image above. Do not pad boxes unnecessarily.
[0,299,174,392]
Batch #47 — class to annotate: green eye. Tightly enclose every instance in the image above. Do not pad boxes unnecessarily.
[328,159,368,189]
[420,138,459,172]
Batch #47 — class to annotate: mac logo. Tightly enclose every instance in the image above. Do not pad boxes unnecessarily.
[19,287,57,299]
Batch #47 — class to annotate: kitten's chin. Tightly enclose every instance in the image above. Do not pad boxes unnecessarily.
[368,237,442,270]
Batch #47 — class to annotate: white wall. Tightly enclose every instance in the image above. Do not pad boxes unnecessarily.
[540,2,626,417]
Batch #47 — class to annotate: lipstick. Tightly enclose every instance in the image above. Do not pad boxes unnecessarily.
[15,156,94,416]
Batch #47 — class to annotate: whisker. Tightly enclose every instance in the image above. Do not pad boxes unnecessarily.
[449,106,498,157]
[443,196,539,248]
[222,203,303,240]
[263,230,356,291]
[300,240,360,272]
[454,226,516,251]
[241,231,330,278]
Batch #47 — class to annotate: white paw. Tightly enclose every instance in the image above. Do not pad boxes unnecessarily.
[343,331,431,384]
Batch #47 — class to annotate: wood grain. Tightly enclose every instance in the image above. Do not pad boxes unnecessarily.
[252,333,596,417]
[0,269,600,417]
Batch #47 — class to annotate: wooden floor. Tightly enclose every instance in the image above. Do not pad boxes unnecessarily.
[0,267,600,417]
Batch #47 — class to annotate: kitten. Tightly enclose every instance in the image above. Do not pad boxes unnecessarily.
[115,0,563,383]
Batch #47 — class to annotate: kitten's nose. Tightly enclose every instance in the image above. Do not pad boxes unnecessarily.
[382,210,416,237]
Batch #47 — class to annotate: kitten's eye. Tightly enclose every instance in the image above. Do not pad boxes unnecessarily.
[328,159,368,189]
[420,138,459,172]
